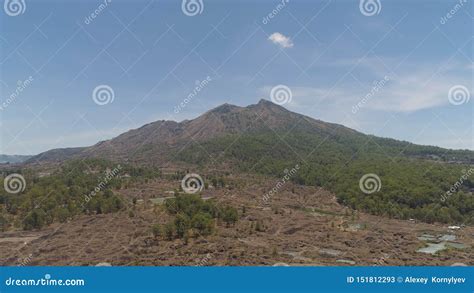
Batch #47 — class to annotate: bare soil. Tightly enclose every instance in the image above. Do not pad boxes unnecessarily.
[1,175,472,266]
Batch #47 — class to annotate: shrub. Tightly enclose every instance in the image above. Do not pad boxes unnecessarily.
[222,206,238,226]
[151,224,162,238]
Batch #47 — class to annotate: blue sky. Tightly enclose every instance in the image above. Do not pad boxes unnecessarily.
[0,0,472,155]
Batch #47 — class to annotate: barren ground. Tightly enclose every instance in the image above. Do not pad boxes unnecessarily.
[1,175,472,266]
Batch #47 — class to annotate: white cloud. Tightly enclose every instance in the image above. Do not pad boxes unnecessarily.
[258,74,472,150]
[268,32,294,48]
[260,70,470,113]
[365,73,470,112]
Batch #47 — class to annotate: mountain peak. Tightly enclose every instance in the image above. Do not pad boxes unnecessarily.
[25,99,473,167]
[208,99,282,115]
[209,103,241,114]
[257,98,274,105]
[248,99,289,114]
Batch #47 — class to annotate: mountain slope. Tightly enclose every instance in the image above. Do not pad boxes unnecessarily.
[27,99,472,165]
[21,99,474,223]
[0,154,32,164]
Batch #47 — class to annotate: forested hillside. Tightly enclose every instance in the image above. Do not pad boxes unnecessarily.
[178,131,474,224]
[17,100,474,224]
[0,159,160,231]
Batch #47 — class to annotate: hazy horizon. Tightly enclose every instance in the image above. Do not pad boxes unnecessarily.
[1,97,473,156]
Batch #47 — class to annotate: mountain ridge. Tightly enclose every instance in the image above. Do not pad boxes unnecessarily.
[0,154,33,164]
[16,99,474,224]
[26,99,472,165]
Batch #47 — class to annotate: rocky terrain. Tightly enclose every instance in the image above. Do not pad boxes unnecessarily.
[1,175,472,266]
[1,101,472,266]
[26,100,472,165]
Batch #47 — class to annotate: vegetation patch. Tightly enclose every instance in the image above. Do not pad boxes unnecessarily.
[151,194,238,241]
[0,159,161,231]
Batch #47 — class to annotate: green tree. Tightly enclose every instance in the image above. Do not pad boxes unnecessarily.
[164,222,174,240]
[151,224,162,238]
[23,209,47,230]
[191,212,214,236]
[174,213,190,238]
[0,214,8,232]
[222,206,238,226]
